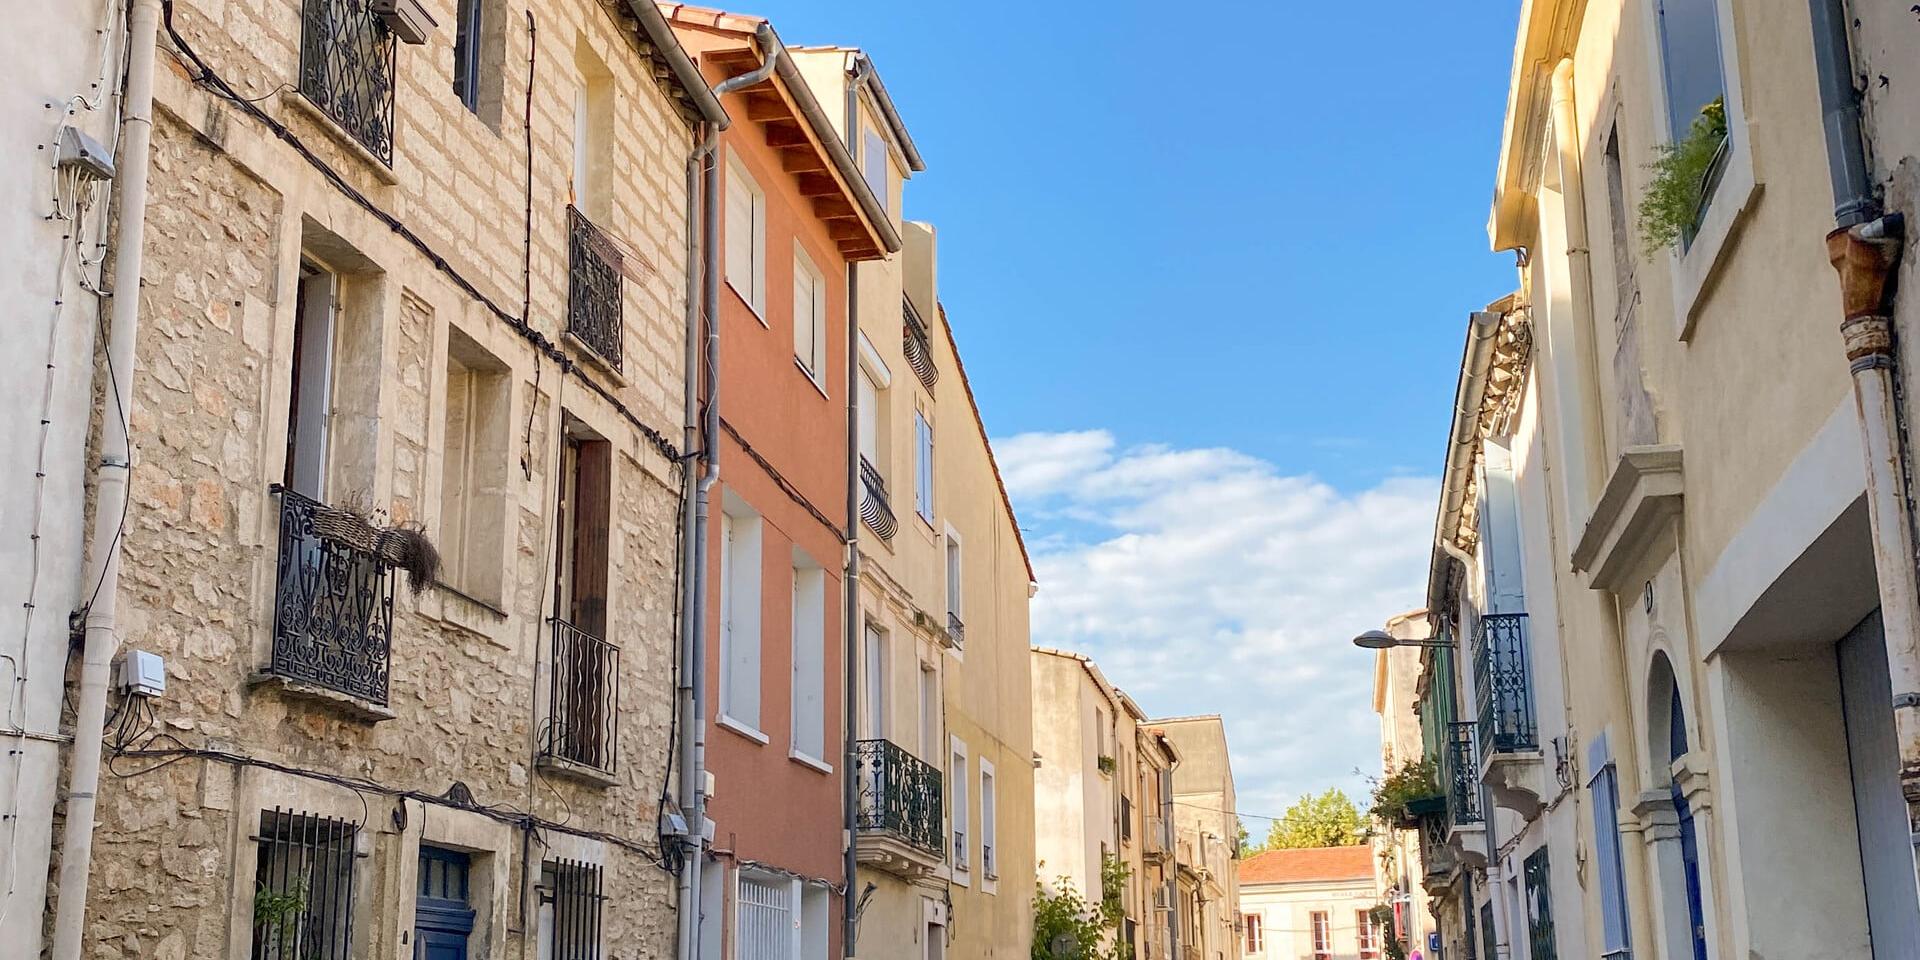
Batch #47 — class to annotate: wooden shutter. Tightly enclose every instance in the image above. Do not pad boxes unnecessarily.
[568,438,611,638]
[726,170,754,303]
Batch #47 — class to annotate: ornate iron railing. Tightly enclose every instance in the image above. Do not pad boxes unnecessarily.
[946,611,965,649]
[902,297,938,391]
[859,456,896,541]
[542,618,620,773]
[567,206,624,369]
[271,486,395,705]
[854,739,944,856]
[1447,722,1483,824]
[1524,846,1558,960]
[1473,612,1537,755]
[299,0,396,164]
[1144,814,1171,857]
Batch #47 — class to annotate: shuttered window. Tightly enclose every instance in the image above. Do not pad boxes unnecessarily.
[1588,736,1632,960]
[792,247,826,383]
[725,157,766,315]
[720,507,764,730]
[738,876,793,960]
[914,411,934,523]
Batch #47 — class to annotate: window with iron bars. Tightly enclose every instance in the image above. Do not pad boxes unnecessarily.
[543,617,620,773]
[542,859,605,960]
[250,807,363,960]
[298,0,397,164]
[567,206,624,369]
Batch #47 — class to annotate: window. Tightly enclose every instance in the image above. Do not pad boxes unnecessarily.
[1653,0,1729,239]
[1120,794,1133,842]
[570,42,612,221]
[1359,909,1381,960]
[720,504,765,732]
[792,245,827,383]
[298,0,396,163]
[944,531,963,626]
[285,260,338,499]
[251,808,360,960]
[861,623,887,740]
[790,553,827,763]
[861,123,888,206]
[951,740,970,874]
[1243,914,1263,954]
[919,661,938,756]
[1524,846,1558,960]
[1311,911,1331,960]
[417,847,475,960]
[554,420,611,639]
[540,859,603,960]
[739,874,799,960]
[451,0,484,111]
[439,328,509,604]
[1588,739,1633,960]
[857,367,881,466]
[1601,123,1635,312]
[980,761,998,881]
[725,156,767,316]
[914,411,934,524]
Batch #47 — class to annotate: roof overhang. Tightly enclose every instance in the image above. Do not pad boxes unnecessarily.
[623,0,729,127]
[1488,0,1586,251]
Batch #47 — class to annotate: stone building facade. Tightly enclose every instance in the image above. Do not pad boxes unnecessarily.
[60,0,716,956]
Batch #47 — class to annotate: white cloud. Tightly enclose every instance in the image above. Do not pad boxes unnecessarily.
[1000,430,1436,827]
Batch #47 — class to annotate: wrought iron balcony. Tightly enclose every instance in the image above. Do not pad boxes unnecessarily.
[566,205,624,370]
[859,456,896,541]
[1446,722,1483,824]
[299,0,397,164]
[902,297,938,391]
[1143,813,1172,860]
[541,618,620,773]
[946,611,965,649]
[270,486,395,705]
[1473,612,1538,755]
[855,739,945,859]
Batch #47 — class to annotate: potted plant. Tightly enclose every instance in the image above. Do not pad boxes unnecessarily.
[1637,96,1729,254]
[1368,757,1442,829]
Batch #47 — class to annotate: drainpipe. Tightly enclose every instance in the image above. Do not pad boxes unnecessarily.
[1548,59,1609,511]
[840,53,874,960]
[1810,0,1920,810]
[51,1,160,957]
[677,33,772,960]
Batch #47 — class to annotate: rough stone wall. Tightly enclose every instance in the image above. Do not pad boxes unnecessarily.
[74,0,695,953]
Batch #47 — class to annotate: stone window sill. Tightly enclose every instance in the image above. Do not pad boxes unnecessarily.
[537,753,621,788]
[281,89,400,186]
[248,672,396,723]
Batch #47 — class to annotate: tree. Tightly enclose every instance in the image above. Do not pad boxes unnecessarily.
[1033,855,1132,959]
[1260,788,1367,850]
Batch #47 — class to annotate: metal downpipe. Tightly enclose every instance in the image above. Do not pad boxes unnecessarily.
[840,54,874,960]
[51,1,161,957]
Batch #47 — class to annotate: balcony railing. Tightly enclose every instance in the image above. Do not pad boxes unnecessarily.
[947,611,965,649]
[854,739,944,856]
[1446,722,1483,824]
[298,0,396,164]
[567,205,624,370]
[1473,612,1537,755]
[542,618,620,773]
[1144,814,1171,858]
[902,297,939,391]
[270,486,395,705]
[859,456,897,541]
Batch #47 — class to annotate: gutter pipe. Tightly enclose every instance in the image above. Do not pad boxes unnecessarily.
[1809,0,1920,803]
[1425,310,1502,613]
[51,1,160,957]
[626,0,728,128]
[840,53,874,960]
[759,31,899,255]
[676,28,776,960]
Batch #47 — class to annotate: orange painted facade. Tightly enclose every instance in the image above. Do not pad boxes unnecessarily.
[667,7,892,956]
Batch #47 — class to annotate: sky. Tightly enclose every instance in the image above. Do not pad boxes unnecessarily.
[745,1,1524,824]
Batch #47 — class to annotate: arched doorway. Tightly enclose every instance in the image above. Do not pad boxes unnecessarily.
[1665,682,1707,960]
[1647,652,1709,960]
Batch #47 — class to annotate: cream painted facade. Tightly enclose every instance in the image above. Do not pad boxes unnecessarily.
[24,0,714,956]
[1239,859,1376,960]
[791,46,1037,960]
[1032,649,1208,960]
[1157,716,1241,960]
[1369,613,1435,959]
[1412,2,1920,960]
[0,2,123,954]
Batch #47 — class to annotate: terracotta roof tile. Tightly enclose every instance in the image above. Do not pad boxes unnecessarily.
[1238,846,1373,885]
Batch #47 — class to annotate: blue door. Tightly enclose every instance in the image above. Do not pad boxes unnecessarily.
[1670,687,1708,960]
[416,848,474,960]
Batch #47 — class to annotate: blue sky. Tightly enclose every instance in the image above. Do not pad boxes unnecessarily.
[747,1,1523,821]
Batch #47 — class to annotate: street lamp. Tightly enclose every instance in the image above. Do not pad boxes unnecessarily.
[1350,629,1452,650]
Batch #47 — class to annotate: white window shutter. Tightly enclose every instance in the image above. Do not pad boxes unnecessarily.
[726,173,753,302]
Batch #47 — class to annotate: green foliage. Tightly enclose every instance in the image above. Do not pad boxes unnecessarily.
[1637,96,1728,255]
[1370,904,1408,960]
[1367,757,1441,826]
[1259,788,1368,850]
[253,879,309,957]
[1033,856,1132,960]
[1096,754,1117,776]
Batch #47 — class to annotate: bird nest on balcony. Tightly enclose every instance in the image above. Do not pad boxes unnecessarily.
[308,499,441,594]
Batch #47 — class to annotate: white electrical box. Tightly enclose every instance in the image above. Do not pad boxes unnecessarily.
[118,649,165,697]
